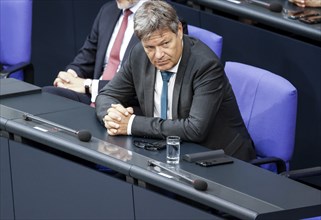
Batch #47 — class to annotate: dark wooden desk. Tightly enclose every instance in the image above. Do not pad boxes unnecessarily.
[1,81,320,219]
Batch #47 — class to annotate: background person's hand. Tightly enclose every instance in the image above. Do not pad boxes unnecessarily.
[289,0,321,8]
[54,70,86,93]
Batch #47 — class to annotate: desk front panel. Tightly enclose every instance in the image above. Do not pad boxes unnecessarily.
[9,140,135,220]
[0,137,14,220]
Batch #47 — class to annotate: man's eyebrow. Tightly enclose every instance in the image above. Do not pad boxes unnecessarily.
[158,37,171,45]
[144,40,166,48]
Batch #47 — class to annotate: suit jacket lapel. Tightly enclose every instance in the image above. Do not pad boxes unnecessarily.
[144,65,157,117]
[172,36,191,119]
[123,35,139,62]
[98,8,122,76]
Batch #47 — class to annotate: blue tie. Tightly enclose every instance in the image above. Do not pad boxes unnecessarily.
[160,71,173,119]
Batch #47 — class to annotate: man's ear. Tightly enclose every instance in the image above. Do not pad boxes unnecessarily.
[177,22,184,39]
[179,18,188,35]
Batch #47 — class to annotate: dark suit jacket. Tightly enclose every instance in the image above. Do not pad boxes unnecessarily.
[66,1,139,91]
[96,35,256,161]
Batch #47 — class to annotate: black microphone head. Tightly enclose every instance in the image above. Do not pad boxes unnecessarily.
[77,130,92,142]
[269,2,283,13]
[193,179,208,191]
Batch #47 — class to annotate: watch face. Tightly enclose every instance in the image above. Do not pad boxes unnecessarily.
[84,79,92,94]
[85,85,90,94]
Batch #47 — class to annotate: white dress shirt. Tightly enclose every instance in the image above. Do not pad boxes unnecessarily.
[90,1,146,102]
[127,58,182,135]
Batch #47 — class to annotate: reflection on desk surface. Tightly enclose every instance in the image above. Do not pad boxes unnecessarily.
[97,140,133,162]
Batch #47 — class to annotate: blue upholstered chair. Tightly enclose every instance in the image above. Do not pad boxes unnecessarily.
[224,61,298,173]
[0,0,34,83]
[188,25,223,58]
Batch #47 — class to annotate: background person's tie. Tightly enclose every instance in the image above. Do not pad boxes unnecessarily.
[102,9,132,80]
[160,71,173,119]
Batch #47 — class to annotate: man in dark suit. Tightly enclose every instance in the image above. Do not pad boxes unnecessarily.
[95,0,256,161]
[42,0,144,104]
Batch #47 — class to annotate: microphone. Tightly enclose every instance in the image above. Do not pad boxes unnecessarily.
[247,0,283,13]
[148,160,208,191]
[23,114,92,142]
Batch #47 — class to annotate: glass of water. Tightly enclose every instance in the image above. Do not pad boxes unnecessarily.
[166,136,180,164]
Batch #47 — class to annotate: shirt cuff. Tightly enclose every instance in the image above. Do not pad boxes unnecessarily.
[127,114,136,135]
[91,79,99,102]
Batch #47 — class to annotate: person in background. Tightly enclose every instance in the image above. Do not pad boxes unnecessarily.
[288,0,321,7]
[42,0,145,105]
[95,0,256,161]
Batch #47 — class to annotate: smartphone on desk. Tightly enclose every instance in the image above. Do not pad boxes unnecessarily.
[196,156,233,167]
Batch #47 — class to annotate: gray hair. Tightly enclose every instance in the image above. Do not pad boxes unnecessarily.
[134,0,180,41]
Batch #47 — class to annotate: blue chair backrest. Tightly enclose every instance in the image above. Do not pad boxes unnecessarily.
[0,0,33,80]
[224,61,298,171]
[188,25,223,58]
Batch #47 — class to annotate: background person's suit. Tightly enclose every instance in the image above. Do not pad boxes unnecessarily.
[43,1,139,104]
[66,1,139,91]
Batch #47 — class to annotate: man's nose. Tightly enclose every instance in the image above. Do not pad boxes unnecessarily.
[155,47,164,59]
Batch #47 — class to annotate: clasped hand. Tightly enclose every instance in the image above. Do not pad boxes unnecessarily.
[54,70,86,93]
[103,104,134,136]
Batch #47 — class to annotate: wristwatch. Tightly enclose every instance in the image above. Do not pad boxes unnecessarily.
[83,79,92,94]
